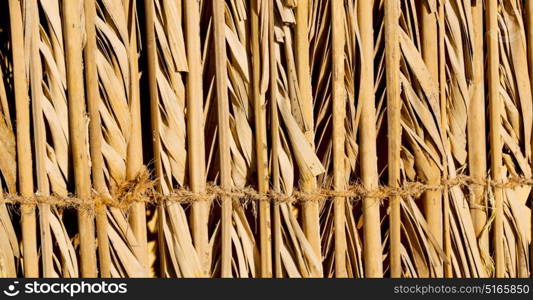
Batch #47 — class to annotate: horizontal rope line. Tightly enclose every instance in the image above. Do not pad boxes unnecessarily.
[0,175,531,211]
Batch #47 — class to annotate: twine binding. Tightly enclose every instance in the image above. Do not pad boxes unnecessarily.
[1,173,532,211]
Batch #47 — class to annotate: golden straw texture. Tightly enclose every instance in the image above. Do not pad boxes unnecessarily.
[0,0,531,278]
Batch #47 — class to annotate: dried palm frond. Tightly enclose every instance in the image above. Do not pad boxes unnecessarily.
[24,0,79,277]
[92,0,146,277]
[0,6,19,277]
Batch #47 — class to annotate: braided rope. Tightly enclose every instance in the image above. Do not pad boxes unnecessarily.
[1,174,531,211]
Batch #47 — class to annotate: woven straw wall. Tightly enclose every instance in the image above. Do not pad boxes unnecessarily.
[0,0,532,278]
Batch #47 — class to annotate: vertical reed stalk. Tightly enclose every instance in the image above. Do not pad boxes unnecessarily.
[212,0,233,278]
[63,0,97,277]
[84,0,111,278]
[420,3,443,273]
[184,0,209,275]
[296,0,321,261]
[470,0,488,256]
[125,0,149,273]
[331,0,347,278]
[251,0,272,278]
[144,0,167,276]
[9,0,38,278]
[28,0,53,277]
[269,0,282,278]
[359,0,383,278]
[385,0,401,278]
[526,0,533,278]
[487,0,504,278]
[438,2,452,278]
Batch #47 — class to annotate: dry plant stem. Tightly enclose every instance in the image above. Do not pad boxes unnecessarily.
[296,0,321,265]
[331,0,347,278]
[252,0,272,278]
[438,2,452,279]
[469,0,488,254]
[212,0,233,278]
[359,0,383,278]
[63,0,97,277]
[526,0,533,278]
[487,0,504,278]
[84,0,111,278]
[184,0,209,275]
[125,0,149,273]
[420,2,443,271]
[144,0,167,277]
[95,204,110,277]
[28,0,53,277]
[296,0,315,141]
[385,0,401,278]
[442,191,451,277]
[9,0,38,278]
[269,0,282,278]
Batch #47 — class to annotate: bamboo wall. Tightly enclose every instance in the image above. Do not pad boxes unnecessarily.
[0,0,532,278]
